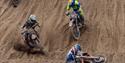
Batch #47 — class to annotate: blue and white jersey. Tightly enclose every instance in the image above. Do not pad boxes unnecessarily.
[66,47,76,62]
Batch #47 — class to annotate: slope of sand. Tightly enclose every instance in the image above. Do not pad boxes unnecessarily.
[0,0,125,63]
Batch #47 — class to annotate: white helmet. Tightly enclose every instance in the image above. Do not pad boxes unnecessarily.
[29,15,37,21]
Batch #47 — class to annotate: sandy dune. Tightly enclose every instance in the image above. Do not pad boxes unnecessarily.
[0,0,125,63]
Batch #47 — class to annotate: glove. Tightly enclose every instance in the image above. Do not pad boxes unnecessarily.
[65,11,70,16]
[21,26,23,29]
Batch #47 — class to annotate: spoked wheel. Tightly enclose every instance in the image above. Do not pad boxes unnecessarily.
[71,25,80,40]
[27,33,39,48]
[93,56,107,63]
[26,37,44,54]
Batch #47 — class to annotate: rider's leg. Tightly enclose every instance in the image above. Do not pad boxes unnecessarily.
[76,14,83,28]
[24,33,34,48]
[78,8,85,26]
[79,15,85,25]
[32,28,39,38]
[24,32,28,41]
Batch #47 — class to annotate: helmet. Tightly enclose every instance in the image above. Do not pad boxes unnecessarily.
[70,0,80,9]
[72,0,79,5]
[69,0,78,3]
[74,44,81,51]
[29,15,37,21]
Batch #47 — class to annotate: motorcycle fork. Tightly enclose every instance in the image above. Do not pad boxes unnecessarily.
[75,19,80,31]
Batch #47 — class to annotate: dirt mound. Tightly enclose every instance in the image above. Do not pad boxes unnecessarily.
[0,0,125,63]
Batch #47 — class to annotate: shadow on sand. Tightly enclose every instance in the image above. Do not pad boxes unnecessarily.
[13,43,46,55]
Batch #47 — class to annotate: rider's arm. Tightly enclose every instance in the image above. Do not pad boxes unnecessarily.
[36,21,40,27]
[65,3,71,16]
[22,22,27,29]
[35,23,40,27]
[32,22,40,29]
[79,7,84,16]
[66,3,71,11]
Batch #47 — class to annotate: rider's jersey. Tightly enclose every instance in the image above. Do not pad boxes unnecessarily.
[66,43,84,63]
[66,48,76,62]
[66,46,81,63]
[66,0,80,11]
[23,19,37,29]
[66,0,84,16]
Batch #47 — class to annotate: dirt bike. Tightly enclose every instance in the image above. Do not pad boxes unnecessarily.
[69,11,82,40]
[14,26,45,54]
[11,0,20,7]
[21,29,40,50]
[75,55,107,63]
